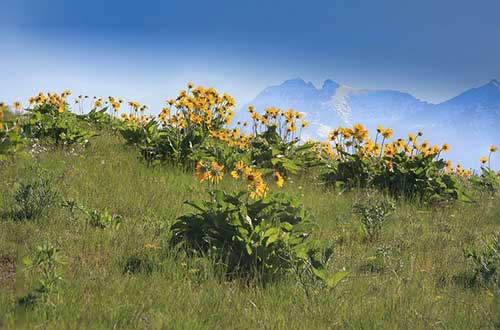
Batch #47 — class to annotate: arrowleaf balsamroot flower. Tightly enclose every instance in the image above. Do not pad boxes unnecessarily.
[272,171,284,187]
[382,128,393,139]
[230,161,247,179]
[13,101,21,111]
[195,161,210,182]
[208,161,224,184]
[243,168,268,199]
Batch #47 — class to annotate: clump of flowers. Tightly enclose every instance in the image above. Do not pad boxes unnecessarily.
[322,123,468,202]
[118,83,242,165]
[247,106,308,142]
[196,160,284,199]
[27,90,72,114]
[479,145,498,169]
[159,83,235,133]
[209,128,253,150]
[195,160,224,185]
[472,145,500,193]
[324,124,448,162]
[172,158,342,287]
[17,91,98,146]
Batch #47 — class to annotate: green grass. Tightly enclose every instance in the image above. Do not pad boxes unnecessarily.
[1,132,499,329]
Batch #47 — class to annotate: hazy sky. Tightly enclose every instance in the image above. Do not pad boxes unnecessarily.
[1,0,499,110]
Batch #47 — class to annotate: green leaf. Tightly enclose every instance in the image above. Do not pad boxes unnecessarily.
[245,243,253,255]
[263,227,280,238]
[22,257,33,266]
[266,234,280,247]
[312,267,328,280]
[186,199,207,212]
[326,271,349,289]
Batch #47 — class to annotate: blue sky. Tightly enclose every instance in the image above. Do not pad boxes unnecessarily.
[1,0,499,110]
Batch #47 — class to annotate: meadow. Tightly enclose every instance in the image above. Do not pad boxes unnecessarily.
[1,85,500,329]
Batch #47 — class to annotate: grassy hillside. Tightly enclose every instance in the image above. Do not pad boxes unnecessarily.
[1,131,500,329]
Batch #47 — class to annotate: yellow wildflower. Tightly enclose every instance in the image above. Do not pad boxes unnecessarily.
[208,161,224,184]
[382,128,393,139]
[195,161,210,182]
[230,161,247,179]
[272,171,284,187]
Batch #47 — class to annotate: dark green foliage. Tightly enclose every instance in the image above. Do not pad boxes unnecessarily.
[62,200,122,229]
[19,244,65,308]
[353,194,395,241]
[79,107,115,127]
[249,127,320,175]
[322,153,373,189]
[22,104,96,146]
[0,120,24,161]
[122,254,155,275]
[372,153,469,202]
[86,209,122,229]
[118,120,208,166]
[466,232,500,289]
[119,121,321,175]
[471,167,500,193]
[170,190,334,283]
[14,176,58,220]
[323,152,470,202]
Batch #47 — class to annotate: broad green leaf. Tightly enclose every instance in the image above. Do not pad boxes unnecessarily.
[326,271,349,289]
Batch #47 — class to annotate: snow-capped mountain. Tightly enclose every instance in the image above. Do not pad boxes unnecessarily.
[241,78,500,168]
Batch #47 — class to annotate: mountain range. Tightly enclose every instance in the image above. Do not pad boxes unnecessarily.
[241,78,500,169]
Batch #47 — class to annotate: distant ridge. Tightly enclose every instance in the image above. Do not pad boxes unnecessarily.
[241,78,500,168]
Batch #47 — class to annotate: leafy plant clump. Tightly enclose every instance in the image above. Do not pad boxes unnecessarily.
[118,85,236,166]
[466,232,500,290]
[14,176,59,220]
[18,243,65,308]
[353,194,395,241]
[62,199,122,229]
[22,102,96,146]
[0,108,24,161]
[170,190,338,285]
[471,168,500,193]
[322,125,469,202]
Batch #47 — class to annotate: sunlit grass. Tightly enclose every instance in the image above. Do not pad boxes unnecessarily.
[1,132,499,329]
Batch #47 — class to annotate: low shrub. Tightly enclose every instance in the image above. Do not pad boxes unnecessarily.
[353,194,395,241]
[0,116,24,161]
[14,175,59,220]
[471,167,500,193]
[22,102,96,147]
[170,189,337,285]
[19,243,65,308]
[322,125,470,202]
[466,232,500,290]
[62,200,122,229]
